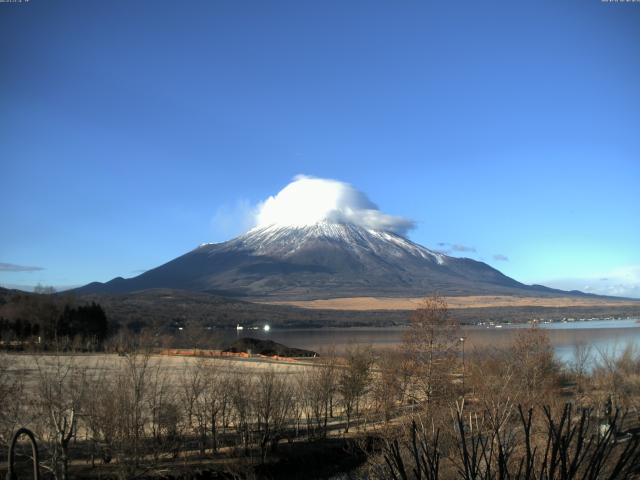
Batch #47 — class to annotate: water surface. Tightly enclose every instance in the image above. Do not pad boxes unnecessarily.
[223,318,640,364]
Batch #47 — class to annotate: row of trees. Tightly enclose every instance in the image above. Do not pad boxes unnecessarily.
[0,290,110,348]
[0,346,383,479]
[0,317,41,340]
[378,402,640,480]
[3,337,638,479]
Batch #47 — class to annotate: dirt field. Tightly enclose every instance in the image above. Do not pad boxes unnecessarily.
[4,352,313,392]
[260,295,640,311]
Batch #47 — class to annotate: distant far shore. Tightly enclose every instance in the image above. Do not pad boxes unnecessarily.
[259,294,640,311]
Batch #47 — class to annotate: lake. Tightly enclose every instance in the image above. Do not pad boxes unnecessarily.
[221,318,640,365]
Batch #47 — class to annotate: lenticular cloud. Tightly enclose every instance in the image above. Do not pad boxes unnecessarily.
[254,175,415,235]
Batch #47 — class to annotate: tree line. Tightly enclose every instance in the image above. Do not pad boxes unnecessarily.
[0,290,111,349]
[0,347,380,479]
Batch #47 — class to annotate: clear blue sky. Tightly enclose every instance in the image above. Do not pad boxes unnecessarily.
[1,0,639,297]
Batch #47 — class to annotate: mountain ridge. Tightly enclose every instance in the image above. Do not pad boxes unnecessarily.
[74,222,596,300]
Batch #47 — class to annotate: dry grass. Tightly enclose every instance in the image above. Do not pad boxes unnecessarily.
[260,295,640,311]
[5,352,312,393]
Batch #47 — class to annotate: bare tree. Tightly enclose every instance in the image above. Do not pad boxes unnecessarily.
[84,363,116,467]
[0,354,28,449]
[302,353,338,438]
[34,284,57,295]
[592,342,640,417]
[122,352,151,470]
[338,346,373,433]
[509,326,558,405]
[203,365,230,453]
[229,370,254,455]
[571,341,593,394]
[180,359,209,455]
[403,295,460,407]
[254,368,293,462]
[147,361,181,461]
[372,350,405,423]
[299,369,319,438]
[34,354,88,480]
[290,375,306,439]
[466,348,518,420]
[85,352,152,479]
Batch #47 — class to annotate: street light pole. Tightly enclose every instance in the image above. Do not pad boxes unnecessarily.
[459,337,466,397]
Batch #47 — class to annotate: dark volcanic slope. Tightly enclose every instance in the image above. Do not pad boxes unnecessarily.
[75,223,588,300]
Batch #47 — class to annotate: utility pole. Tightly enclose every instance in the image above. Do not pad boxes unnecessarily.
[459,337,466,397]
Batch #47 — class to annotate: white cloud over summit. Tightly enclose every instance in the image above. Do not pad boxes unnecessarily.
[254,175,415,235]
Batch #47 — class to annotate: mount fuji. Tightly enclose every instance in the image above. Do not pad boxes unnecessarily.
[75,221,571,300]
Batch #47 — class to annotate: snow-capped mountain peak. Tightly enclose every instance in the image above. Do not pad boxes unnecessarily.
[73,176,584,300]
[233,222,447,265]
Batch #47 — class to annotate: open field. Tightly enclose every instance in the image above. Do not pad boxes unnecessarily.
[261,294,640,311]
[5,352,311,389]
